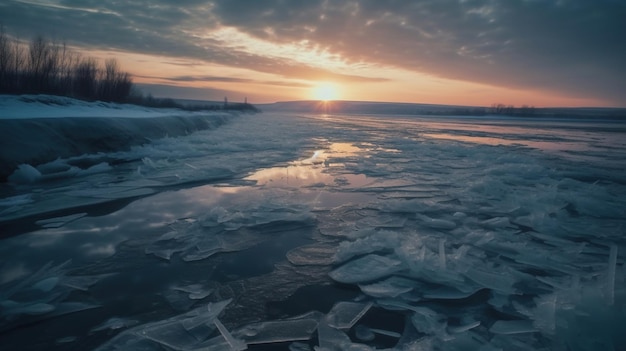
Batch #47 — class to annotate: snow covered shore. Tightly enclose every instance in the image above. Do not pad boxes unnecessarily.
[0,95,233,181]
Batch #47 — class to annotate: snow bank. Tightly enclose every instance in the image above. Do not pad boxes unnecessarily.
[0,94,181,119]
[0,95,233,181]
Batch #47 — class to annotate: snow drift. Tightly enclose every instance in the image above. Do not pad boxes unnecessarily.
[0,95,233,181]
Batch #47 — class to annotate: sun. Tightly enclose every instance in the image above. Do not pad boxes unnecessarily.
[312,82,340,101]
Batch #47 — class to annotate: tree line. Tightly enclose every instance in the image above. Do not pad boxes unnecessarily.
[0,28,259,112]
[0,28,133,103]
[490,103,537,116]
[136,94,259,112]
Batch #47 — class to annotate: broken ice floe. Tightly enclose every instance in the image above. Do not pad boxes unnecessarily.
[328,254,404,284]
[93,299,246,351]
[92,294,400,350]
[286,243,337,266]
[0,194,34,216]
[358,276,416,298]
[0,260,109,331]
[232,311,323,345]
[35,212,87,228]
[326,301,372,329]
[323,200,625,349]
[163,283,215,311]
[489,320,537,335]
[144,200,314,262]
[8,160,112,184]
[173,284,214,300]
[90,317,140,333]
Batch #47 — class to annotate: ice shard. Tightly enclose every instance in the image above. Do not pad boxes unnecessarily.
[607,243,618,306]
[233,311,323,345]
[354,325,375,341]
[438,239,446,270]
[358,276,417,298]
[328,254,404,284]
[447,321,481,334]
[91,317,140,333]
[35,213,87,228]
[326,301,373,329]
[93,300,232,351]
[489,320,537,335]
[316,319,352,350]
[214,318,247,351]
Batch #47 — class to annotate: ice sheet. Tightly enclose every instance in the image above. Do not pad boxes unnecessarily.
[1,109,625,350]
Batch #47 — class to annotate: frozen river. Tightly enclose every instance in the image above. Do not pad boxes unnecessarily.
[1,110,625,350]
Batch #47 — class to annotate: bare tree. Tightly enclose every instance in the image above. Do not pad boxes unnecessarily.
[519,105,536,116]
[0,26,22,92]
[0,26,11,92]
[505,105,515,115]
[11,35,24,91]
[1,28,135,102]
[112,70,132,102]
[491,103,507,114]
[57,42,80,94]
[25,36,64,93]
[27,35,47,92]
[73,57,98,100]
[98,58,118,101]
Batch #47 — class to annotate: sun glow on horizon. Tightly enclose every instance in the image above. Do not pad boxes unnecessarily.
[312,82,340,101]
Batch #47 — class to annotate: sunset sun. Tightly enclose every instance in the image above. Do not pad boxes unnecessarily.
[312,82,340,101]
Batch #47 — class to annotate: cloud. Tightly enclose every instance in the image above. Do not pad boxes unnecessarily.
[164,75,256,83]
[142,74,311,88]
[211,0,626,104]
[0,1,388,82]
[1,0,219,58]
[1,0,624,105]
[135,83,276,103]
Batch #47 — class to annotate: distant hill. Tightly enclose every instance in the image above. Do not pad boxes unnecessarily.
[258,100,486,116]
[258,100,626,119]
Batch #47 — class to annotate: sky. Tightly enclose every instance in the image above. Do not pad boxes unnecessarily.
[1,0,625,107]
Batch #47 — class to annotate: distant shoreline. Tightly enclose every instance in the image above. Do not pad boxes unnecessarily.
[258,100,626,120]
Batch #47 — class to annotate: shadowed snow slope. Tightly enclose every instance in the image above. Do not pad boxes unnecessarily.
[0,95,233,181]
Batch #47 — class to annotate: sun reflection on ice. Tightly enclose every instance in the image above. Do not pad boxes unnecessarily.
[245,142,368,188]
